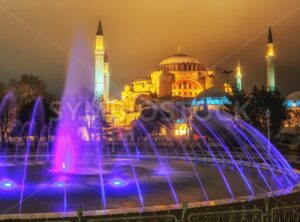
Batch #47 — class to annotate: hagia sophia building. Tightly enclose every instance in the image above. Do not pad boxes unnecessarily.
[92,20,299,133]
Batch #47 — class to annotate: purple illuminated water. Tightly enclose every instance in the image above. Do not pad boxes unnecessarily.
[53,30,92,173]
[1,91,299,216]
[0,33,299,216]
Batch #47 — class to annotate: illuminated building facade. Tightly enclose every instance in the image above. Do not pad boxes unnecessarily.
[95,22,280,130]
[235,53,243,91]
[105,52,217,126]
[104,52,110,101]
[266,26,276,92]
[281,91,300,144]
[285,91,300,128]
[174,119,189,136]
[95,21,110,101]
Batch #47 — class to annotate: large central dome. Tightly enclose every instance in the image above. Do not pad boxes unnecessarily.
[158,53,207,71]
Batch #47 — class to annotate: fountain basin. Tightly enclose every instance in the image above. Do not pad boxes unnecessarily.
[0,155,299,217]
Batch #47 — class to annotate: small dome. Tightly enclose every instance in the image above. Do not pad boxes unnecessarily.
[286,91,300,101]
[196,87,226,99]
[158,53,207,71]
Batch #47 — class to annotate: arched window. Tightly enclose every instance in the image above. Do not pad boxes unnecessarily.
[183,81,187,89]
[186,63,190,70]
[181,63,184,70]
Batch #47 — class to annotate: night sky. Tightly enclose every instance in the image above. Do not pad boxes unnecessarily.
[0,0,299,98]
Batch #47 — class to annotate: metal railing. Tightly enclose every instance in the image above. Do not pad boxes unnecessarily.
[188,207,263,222]
[87,215,177,222]
[271,204,300,222]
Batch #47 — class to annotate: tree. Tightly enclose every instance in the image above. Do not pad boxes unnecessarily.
[222,87,249,120]
[77,91,111,141]
[247,86,289,139]
[9,74,47,106]
[132,106,173,142]
[8,75,57,140]
[0,76,56,143]
[17,99,57,148]
[0,82,4,97]
[222,85,289,140]
[0,83,17,142]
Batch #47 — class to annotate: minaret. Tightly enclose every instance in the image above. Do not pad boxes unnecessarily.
[235,51,242,91]
[95,20,105,99]
[266,25,276,91]
[104,51,110,101]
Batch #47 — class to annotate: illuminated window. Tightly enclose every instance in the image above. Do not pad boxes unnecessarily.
[175,120,189,136]
[179,83,181,89]
[184,92,187,96]
[184,82,187,89]
[179,92,181,96]
[194,86,197,89]
[190,92,192,96]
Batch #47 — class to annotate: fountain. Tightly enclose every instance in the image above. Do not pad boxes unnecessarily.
[0,36,299,220]
[0,103,299,217]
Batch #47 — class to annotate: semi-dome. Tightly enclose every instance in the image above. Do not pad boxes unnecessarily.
[286,91,300,108]
[287,91,300,101]
[195,87,227,99]
[158,53,207,71]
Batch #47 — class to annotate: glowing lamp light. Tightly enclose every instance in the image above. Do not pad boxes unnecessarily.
[0,180,16,190]
[57,182,65,187]
[62,162,66,169]
[53,181,66,188]
[113,181,122,186]
[110,178,127,188]
[4,182,12,188]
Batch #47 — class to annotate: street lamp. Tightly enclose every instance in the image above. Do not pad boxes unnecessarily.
[265,108,271,156]
[76,206,83,222]
[222,70,233,86]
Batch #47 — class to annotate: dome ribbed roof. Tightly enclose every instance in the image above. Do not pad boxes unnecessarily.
[159,54,201,66]
[158,53,207,71]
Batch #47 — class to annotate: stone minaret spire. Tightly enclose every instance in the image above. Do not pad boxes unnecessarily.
[266,25,276,91]
[104,51,110,101]
[95,20,105,99]
[235,51,242,91]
